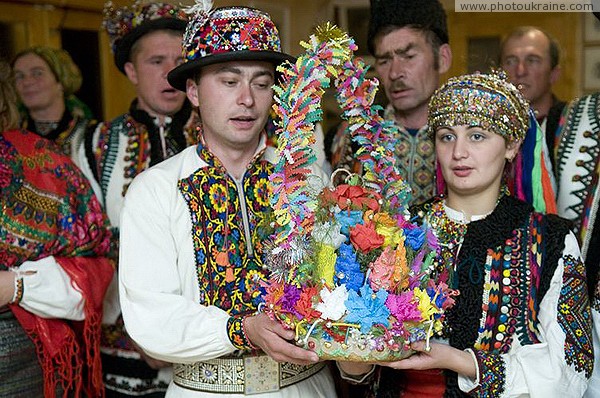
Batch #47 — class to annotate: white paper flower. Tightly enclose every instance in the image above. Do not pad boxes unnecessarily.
[316,285,348,321]
[312,221,346,248]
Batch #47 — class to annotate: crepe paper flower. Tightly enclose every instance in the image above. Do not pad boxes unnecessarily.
[428,280,456,312]
[296,286,322,321]
[385,291,422,323]
[413,287,447,322]
[334,244,364,291]
[350,222,384,253]
[262,280,285,308]
[334,209,364,235]
[328,184,381,211]
[369,247,396,291]
[316,285,348,321]
[345,283,390,331]
[404,225,426,251]
[315,243,336,287]
[280,284,302,317]
[312,221,346,248]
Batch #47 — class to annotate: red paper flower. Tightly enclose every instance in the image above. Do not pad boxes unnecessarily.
[296,286,322,321]
[324,184,381,211]
[350,222,384,253]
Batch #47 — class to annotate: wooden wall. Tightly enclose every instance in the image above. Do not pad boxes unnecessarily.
[0,0,584,121]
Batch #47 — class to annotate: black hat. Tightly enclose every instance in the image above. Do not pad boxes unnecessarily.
[167,4,295,92]
[103,1,188,74]
[368,0,449,55]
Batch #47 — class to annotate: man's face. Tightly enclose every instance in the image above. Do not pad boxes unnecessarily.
[501,30,559,109]
[124,30,186,119]
[373,27,449,122]
[186,60,275,152]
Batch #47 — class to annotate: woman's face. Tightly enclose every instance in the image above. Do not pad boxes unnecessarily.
[435,125,520,201]
[13,53,64,114]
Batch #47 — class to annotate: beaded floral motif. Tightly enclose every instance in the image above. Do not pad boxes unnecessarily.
[103,0,187,53]
[558,254,593,378]
[182,5,282,62]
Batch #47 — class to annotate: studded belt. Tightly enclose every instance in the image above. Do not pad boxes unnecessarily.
[173,354,325,395]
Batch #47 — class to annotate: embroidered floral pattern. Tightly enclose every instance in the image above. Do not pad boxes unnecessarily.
[558,254,594,377]
[178,143,272,316]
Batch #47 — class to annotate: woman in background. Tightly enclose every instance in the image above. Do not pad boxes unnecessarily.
[0,58,113,397]
[12,46,94,160]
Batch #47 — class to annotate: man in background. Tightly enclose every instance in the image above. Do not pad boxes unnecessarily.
[77,1,195,396]
[500,26,565,167]
[327,0,452,205]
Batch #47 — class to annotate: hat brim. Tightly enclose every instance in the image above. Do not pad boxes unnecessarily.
[167,50,296,92]
[114,18,187,74]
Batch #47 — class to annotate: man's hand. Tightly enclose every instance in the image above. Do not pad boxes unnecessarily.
[243,313,319,365]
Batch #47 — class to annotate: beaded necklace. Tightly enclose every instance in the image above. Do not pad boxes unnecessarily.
[426,199,468,288]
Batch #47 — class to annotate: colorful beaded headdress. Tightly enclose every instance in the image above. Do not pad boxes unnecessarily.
[428,71,530,142]
[167,0,295,91]
[429,71,557,214]
[102,0,188,74]
[260,25,455,362]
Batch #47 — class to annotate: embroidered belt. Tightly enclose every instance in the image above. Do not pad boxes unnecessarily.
[173,354,325,395]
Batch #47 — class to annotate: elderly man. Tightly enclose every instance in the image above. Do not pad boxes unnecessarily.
[328,0,452,205]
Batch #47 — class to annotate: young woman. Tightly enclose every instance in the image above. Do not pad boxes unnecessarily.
[338,72,593,397]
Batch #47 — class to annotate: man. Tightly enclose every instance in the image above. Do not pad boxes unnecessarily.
[500,26,565,167]
[118,3,336,397]
[77,1,194,396]
[328,0,452,204]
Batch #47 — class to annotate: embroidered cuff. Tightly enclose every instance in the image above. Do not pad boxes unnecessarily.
[227,314,256,351]
[470,349,506,396]
[10,275,24,304]
[336,362,376,384]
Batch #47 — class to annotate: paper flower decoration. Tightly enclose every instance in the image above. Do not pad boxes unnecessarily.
[261,24,455,361]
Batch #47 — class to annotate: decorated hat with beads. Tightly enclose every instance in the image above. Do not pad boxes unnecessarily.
[102,0,188,74]
[428,70,530,142]
[368,0,449,55]
[167,0,295,92]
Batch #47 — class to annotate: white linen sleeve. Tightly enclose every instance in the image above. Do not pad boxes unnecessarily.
[16,256,84,320]
[118,169,236,364]
[459,231,592,397]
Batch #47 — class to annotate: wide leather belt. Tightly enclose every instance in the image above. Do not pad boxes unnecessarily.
[173,354,325,395]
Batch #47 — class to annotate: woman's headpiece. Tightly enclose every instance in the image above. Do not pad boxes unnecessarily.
[428,70,530,142]
[14,47,82,97]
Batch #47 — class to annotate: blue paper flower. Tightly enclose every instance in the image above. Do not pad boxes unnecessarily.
[344,283,390,331]
[334,243,364,290]
[404,226,426,250]
[335,210,364,236]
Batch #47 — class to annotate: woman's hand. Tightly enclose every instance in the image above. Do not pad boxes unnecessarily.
[0,270,15,307]
[380,341,477,379]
